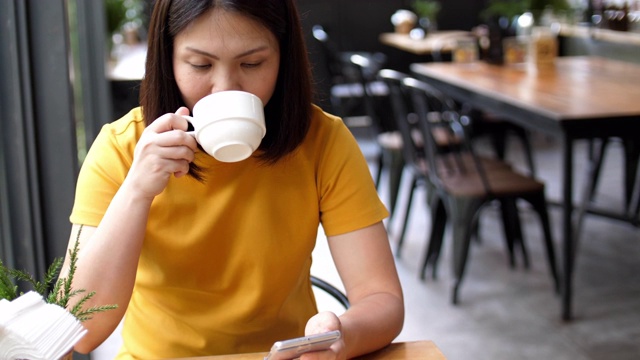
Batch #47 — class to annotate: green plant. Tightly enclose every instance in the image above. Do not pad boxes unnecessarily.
[481,0,570,21]
[0,226,117,322]
[412,0,441,21]
[481,0,529,20]
[530,0,570,13]
[106,0,145,36]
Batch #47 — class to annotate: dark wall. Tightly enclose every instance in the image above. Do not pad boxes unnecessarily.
[296,0,489,109]
[297,0,488,52]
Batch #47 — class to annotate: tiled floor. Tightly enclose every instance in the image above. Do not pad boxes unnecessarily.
[93,131,640,360]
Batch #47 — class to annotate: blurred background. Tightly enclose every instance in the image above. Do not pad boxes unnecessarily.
[1,1,639,359]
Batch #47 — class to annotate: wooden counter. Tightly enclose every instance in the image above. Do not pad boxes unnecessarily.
[169,340,447,360]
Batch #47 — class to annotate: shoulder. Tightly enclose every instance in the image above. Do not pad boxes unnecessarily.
[309,104,344,129]
[103,107,146,138]
[301,105,366,169]
[93,107,145,151]
[83,107,145,166]
[307,105,352,144]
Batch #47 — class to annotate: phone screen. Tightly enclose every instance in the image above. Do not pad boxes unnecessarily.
[264,330,341,360]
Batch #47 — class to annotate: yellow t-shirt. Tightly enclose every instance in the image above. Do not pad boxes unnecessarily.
[70,105,388,359]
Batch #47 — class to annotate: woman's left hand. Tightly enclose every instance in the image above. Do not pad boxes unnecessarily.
[302,311,346,360]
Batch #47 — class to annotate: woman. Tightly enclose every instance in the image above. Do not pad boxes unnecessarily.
[61,0,404,359]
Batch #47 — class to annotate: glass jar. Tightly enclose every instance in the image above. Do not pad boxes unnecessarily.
[530,27,558,65]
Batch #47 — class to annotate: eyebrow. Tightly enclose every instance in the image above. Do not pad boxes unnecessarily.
[184,45,271,59]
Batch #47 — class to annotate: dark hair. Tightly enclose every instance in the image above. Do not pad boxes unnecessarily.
[140,0,313,173]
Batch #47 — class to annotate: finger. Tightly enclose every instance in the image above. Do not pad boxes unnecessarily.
[137,155,190,179]
[152,144,196,163]
[173,159,191,178]
[175,106,190,116]
[148,112,190,133]
[149,128,198,153]
[305,312,341,335]
[173,107,191,132]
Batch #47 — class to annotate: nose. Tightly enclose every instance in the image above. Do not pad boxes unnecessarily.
[210,68,242,94]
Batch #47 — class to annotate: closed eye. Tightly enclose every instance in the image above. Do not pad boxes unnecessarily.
[241,62,261,69]
[190,63,211,70]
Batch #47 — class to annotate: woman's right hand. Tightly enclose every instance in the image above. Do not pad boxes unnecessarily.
[126,107,198,200]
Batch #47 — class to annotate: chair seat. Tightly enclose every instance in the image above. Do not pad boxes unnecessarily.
[440,165,544,197]
[414,153,511,177]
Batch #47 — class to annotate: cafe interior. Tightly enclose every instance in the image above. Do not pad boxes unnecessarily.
[1,0,639,359]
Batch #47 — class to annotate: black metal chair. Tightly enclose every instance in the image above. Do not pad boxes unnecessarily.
[311,24,387,121]
[377,69,425,255]
[344,55,406,221]
[402,76,559,304]
[311,275,350,309]
[380,69,522,269]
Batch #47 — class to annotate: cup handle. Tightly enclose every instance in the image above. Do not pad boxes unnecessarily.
[183,115,196,138]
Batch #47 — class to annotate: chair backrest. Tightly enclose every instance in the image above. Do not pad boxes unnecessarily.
[378,69,422,167]
[311,25,386,86]
[311,25,346,84]
[347,54,394,134]
[401,76,493,193]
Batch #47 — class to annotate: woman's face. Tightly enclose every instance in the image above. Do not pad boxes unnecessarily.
[173,8,280,111]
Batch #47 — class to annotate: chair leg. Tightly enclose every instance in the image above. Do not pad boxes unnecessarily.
[629,156,640,224]
[582,137,639,221]
[576,138,609,240]
[420,196,447,280]
[498,199,517,268]
[525,192,560,294]
[623,138,640,210]
[450,197,485,304]
[512,127,537,177]
[387,149,405,222]
[499,198,529,269]
[511,201,529,269]
[374,152,383,191]
[471,217,482,244]
[396,174,417,258]
[587,138,609,202]
[623,138,640,226]
[430,198,448,280]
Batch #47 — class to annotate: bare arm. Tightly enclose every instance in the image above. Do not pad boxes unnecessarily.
[304,222,404,359]
[59,108,197,353]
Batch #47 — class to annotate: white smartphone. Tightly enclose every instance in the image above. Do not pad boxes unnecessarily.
[264,330,341,360]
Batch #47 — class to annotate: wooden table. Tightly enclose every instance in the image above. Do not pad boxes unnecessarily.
[169,340,446,359]
[410,56,640,320]
[379,31,471,56]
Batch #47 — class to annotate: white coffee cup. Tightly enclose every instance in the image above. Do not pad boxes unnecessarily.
[185,91,266,162]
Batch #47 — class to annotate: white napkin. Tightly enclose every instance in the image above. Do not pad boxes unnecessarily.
[0,291,87,360]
